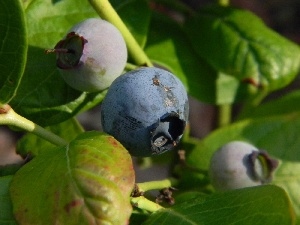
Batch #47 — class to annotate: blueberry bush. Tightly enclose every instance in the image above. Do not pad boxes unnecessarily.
[1,0,300,224]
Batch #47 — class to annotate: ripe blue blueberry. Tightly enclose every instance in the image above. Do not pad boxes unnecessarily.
[101,67,189,157]
[209,141,279,191]
[47,18,127,92]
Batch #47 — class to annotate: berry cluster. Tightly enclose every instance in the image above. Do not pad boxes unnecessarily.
[50,18,189,157]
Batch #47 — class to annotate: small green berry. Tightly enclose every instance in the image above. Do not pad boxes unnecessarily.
[209,141,279,191]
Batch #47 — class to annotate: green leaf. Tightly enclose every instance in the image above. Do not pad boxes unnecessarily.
[10,0,106,126]
[10,131,135,225]
[24,0,98,48]
[145,12,216,103]
[129,213,149,225]
[0,0,27,104]
[273,161,300,223]
[188,114,300,165]
[111,0,151,48]
[11,0,150,126]
[173,191,208,204]
[13,74,106,127]
[0,176,17,225]
[143,185,295,225]
[183,116,298,171]
[215,72,253,104]
[181,113,300,222]
[239,90,300,119]
[145,12,252,104]
[17,118,84,157]
[184,6,300,95]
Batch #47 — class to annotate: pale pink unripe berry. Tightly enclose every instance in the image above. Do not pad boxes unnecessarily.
[209,141,279,191]
[49,18,127,92]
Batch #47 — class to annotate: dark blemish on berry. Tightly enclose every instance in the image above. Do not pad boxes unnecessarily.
[152,75,160,86]
[99,67,107,76]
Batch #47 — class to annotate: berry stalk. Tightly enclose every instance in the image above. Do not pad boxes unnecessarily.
[137,178,179,193]
[217,0,231,127]
[218,103,232,127]
[130,196,164,212]
[125,62,139,71]
[0,105,68,147]
[88,0,153,67]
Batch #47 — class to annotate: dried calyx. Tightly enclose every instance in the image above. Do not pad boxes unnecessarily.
[151,112,186,154]
[249,150,279,183]
[45,32,86,69]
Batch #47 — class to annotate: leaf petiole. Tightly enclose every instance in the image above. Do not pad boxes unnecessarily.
[0,105,68,147]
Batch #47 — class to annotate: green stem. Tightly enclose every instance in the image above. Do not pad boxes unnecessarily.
[218,104,231,127]
[88,0,153,67]
[125,62,139,71]
[131,196,164,212]
[137,177,179,193]
[0,105,68,147]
